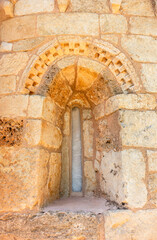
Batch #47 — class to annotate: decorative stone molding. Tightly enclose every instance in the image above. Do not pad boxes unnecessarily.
[0,0,14,20]
[57,0,70,12]
[22,38,141,95]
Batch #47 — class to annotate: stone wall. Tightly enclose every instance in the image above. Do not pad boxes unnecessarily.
[0,0,157,215]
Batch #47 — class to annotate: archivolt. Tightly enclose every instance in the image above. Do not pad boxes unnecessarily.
[21,37,141,94]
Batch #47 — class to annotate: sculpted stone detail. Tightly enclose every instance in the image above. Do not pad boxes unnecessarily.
[23,38,140,94]
[57,0,70,12]
[0,118,24,146]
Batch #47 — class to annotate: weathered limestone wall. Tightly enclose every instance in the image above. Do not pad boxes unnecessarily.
[0,0,157,214]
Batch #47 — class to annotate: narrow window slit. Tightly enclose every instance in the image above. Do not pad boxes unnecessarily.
[71,107,82,193]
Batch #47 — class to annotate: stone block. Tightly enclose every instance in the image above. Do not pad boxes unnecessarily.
[105,94,156,115]
[13,37,46,51]
[0,76,16,94]
[60,136,70,197]
[84,161,96,195]
[141,64,157,92]
[15,0,54,16]
[93,102,105,120]
[0,53,29,76]
[130,17,157,36]
[0,42,12,52]
[24,120,42,146]
[121,35,157,62]
[0,95,29,117]
[147,151,157,172]
[28,95,44,119]
[148,173,157,206]
[48,152,61,200]
[100,151,124,204]
[71,0,110,13]
[37,13,99,36]
[119,110,157,148]
[41,121,62,149]
[76,66,98,91]
[83,120,94,159]
[104,209,157,240]
[100,14,127,34]
[121,149,147,208]
[120,0,155,16]
[101,34,119,45]
[0,147,49,211]
[63,107,70,135]
[0,16,36,42]
[83,109,92,120]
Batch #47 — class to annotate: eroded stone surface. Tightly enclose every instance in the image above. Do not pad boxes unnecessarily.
[84,161,96,196]
[13,37,46,51]
[120,0,155,16]
[130,17,157,36]
[148,173,157,206]
[71,0,110,13]
[147,151,157,172]
[119,110,157,148]
[0,147,49,211]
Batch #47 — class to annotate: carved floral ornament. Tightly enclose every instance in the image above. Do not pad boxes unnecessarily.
[22,38,141,95]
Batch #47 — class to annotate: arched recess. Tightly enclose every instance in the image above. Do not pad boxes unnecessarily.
[15,37,148,209]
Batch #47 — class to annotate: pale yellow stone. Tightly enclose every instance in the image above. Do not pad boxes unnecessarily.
[48,152,61,200]
[15,0,54,16]
[120,0,155,16]
[71,0,110,13]
[105,94,156,115]
[105,209,157,240]
[100,14,127,34]
[41,121,62,149]
[78,58,104,75]
[100,151,123,204]
[0,147,49,211]
[130,17,157,36]
[13,37,46,51]
[119,110,157,148]
[83,120,94,159]
[121,35,157,62]
[148,173,157,206]
[1,0,13,18]
[0,95,28,117]
[121,149,147,208]
[101,34,119,45]
[84,161,96,195]
[37,13,99,36]
[147,151,157,172]
[57,0,69,12]
[0,76,16,94]
[63,108,70,135]
[141,64,157,93]
[0,53,29,76]
[68,93,90,108]
[60,136,70,197]
[0,42,12,52]
[111,3,121,13]
[28,95,44,119]
[0,16,36,42]
[57,56,77,70]
[42,97,61,124]
[24,120,42,146]
[93,102,105,120]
